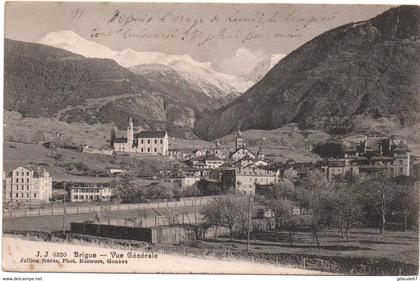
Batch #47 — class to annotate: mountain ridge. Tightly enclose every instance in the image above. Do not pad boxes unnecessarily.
[193,6,420,140]
[4,39,235,138]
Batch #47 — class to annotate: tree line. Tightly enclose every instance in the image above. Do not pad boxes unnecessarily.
[199,170,419,246]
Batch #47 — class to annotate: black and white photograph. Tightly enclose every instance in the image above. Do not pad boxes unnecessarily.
[2,1,419,277]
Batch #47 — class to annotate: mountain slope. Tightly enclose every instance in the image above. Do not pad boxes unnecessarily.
[194,6,420,140]
[4,39,151,117]
[4,39,227,138]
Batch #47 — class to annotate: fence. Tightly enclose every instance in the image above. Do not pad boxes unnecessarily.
[3,195,224,218]
[106,212,203,228]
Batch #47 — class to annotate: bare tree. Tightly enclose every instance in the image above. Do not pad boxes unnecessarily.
[110,128,116,148]
[361,176,398,234]
[295,170,333,247]
[201,198,223,237]
[331,183,363,241]
[390,176,419,232]
[269,199,296,246]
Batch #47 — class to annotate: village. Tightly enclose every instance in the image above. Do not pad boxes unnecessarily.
[3,119,419,275]
[3,117,415,206]
[3,117,418,271]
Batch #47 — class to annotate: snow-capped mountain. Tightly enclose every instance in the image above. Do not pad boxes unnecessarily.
[40,30,253,94]
[40,30,117,59]
[114,48,253,94]
[130,64,237,107]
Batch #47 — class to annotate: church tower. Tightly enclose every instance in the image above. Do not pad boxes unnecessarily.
[127,117,134,148]
[235,131,243,150]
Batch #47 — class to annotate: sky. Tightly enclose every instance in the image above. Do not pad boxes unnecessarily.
[5,2,393,75]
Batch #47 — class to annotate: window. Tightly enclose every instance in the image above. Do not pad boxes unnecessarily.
[154,148,157,152]
[16,193,18,198]
[160,139,163,144]
[27,172,29,176]
[148,140,150,144]
[154,140,157,144]
[26,178,29,183]
[74,195,78,200]
[34,193,36,198]
[147,148,150,152]
[26,193,29,198]
[141,139,144,144]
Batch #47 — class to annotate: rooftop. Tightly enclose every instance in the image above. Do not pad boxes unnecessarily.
[114,137,128,143]
[135,131,167,138]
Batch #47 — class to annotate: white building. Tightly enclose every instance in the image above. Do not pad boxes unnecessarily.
[221,166,280,195]
[204,155,225,169]
[69,184,112,202]
[113,118,169,155]
[230,147,256,161]
[4,165,52,203]
[162,169,202,188]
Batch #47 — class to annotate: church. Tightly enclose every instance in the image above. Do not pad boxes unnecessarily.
[113,118,169,156]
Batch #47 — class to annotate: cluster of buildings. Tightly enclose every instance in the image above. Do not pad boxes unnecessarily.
[3,165,112,204]
[156,134,415,195]
[157,132,281,195]
[321,136,411,181]
[3,129,415,204]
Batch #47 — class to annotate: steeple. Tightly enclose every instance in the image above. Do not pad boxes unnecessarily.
[235,131,243,150]
[257,144,264,159]
[127,117,134,147]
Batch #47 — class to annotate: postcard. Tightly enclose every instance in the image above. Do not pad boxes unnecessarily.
[2,1,419,276]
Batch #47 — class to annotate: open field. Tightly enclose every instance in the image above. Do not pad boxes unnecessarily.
[4,111,114,148]
[199,229,418,266]
[3,141,179,181]
[172,228,419,275]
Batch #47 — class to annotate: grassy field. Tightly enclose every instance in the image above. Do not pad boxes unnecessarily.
[201,229,418,265]
[181,228,419,275]
[3,141,179,181]
[4,111,113,148]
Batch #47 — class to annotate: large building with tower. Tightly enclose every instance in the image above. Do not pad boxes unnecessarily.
[113,118,169,155]
[322,136,412,181]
